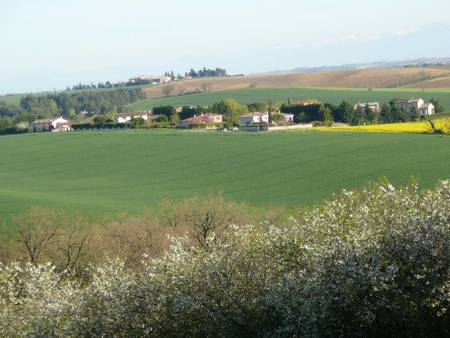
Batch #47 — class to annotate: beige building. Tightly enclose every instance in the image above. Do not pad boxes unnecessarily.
[180,114,223,129]
[30,117,71,132]
[116,112,149,123]
[239,112,269,127]
[353,102,381,112]
[393,98,435,115]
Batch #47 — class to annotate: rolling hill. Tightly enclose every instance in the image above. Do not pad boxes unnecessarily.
[128,87,450,112]
[1,130,450,223]
[144,67,450,98]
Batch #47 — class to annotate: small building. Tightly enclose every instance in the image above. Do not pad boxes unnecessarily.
[116,112,149,124]
[30,117,71,132]
[393,98,435,116]
[353,102,381,113]
[393,98,424,114]
[239,112,269,127]
[280,113,294,124]
[239,112,270,132]
[128,75,171,85]
[53,122,72,132]
[419,102,435,116]
[180,114,223,129]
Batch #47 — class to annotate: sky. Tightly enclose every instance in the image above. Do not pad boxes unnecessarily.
[1,0,450,93]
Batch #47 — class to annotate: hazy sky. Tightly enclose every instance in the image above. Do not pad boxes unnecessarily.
[1,0,450,93]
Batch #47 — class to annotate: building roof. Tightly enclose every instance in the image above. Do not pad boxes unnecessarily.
[31,119,53,124]
[116,112,148,118]
[240,112,268,118]
[420,103,434,109]
[182,114,222,123]
[201,113,222,117]
[394,98,423,104]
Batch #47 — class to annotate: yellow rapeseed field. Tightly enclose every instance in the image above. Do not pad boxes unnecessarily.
[316,118,450,134]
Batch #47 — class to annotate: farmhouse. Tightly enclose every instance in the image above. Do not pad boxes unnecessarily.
[419,102,436,116]
[116,112,149,123]
[353,102,381,112]
[393,98,435,115]
[180,114,223,129]
[30,117,71,132]
[239,112,270,132]
[239,112,269,127]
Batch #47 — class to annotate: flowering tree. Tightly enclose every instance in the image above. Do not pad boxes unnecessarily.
[1,180,450,337]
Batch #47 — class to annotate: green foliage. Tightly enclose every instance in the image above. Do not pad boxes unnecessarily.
[93,114,113,125]
[247,102,268,113]
[430,98,444,114]
[151,115,170,128]
[152,105,178,124]
[281,102,324,123]
[179,105,207,120]
[0,88,146,122]
[130,117,146,129]
[320,104,334,126]
[270,112,286,125]
[211,98,248,125]
[72,122,130,130]
[0,117,28,136]
[155,114,168,123]
[2,181,450,336]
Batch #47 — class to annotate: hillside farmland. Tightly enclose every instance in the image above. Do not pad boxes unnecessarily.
[144,67,450,98]
[128,87,450,111]
[1,130,450,224]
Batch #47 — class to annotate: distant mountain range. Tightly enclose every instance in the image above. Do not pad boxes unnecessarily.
[289,58,450,73]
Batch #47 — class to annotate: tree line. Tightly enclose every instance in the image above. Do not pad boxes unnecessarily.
[164,67,228,81]
[69,81,114,91]
[67,67,228,91]
[280,98,444,126]
[0,88,146,134]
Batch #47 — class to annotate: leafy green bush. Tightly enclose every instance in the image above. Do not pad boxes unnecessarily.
[2,181,450,337]
[72,122,131,130]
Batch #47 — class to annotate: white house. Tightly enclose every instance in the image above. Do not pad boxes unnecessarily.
[30,117,71,132]
[116,112,149,123]
[393,98,435,116]
[393,98,424,114]
[239,112,269,127]
[353,102,381,113]
[419,102,436,116]
[281,113,294,124]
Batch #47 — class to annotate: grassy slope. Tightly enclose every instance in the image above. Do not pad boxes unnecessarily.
[0,95,23,106]
[1,130,450,223]
[128,87,450,111]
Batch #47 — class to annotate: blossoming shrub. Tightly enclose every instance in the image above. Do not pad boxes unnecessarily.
[1,181,450,337]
